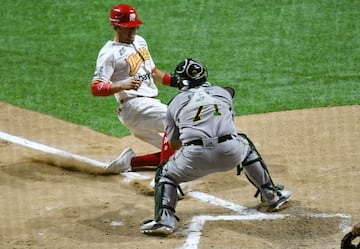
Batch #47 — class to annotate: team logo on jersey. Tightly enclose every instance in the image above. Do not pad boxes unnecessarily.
[126,47,150,76]
[93,66,104,77]
[118,47,126,56]
[129,12,136,22]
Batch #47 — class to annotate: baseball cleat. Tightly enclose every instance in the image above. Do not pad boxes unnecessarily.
[140,220,174,236]
[105,147,135,173]
[267,190,292,212]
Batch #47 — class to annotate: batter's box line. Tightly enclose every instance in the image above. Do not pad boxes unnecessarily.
[177,190,352,249]
[120,172,352,249]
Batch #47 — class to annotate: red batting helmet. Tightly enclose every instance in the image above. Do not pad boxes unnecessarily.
[109,4,143,28]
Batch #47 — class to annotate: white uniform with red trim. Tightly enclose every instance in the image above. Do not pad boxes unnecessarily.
[92,35,166,148]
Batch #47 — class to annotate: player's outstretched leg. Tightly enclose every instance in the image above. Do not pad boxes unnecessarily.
[105,147,135,173]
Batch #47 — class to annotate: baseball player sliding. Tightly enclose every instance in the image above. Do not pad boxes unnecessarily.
[91,3,177,172]
[140,58,292,236]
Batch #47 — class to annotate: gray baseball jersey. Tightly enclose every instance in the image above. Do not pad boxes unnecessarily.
[149,82,291,231]
[164,83,249,182]
[166,83,237,144]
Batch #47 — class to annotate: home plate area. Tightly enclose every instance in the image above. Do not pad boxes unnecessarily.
[121,171,352,249]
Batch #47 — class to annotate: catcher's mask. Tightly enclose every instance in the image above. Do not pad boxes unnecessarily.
[109,4,143,28]
[173,58,207,90]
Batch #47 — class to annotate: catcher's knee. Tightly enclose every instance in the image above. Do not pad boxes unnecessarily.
[155,160,185,197]
[238,133,262,167]
[237,133,264,174]
[237,133,284,198]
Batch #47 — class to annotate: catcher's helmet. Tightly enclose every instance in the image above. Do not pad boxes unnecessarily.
[109,4,143,28]
[174,58,207,89]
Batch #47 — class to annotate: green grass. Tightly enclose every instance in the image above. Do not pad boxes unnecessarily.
[0,0,359,137]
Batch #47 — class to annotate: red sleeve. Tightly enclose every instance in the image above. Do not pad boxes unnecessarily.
[153,67,172,86]
[162,73,172,86]
[91,80,113,96]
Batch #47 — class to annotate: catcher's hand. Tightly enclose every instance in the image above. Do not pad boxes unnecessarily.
[341,232,360,249]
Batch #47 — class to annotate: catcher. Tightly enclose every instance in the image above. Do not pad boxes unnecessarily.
[140,58,292,236]
[341,222,360,249]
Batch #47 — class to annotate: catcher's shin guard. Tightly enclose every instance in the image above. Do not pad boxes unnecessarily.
[238,133,284,199]
[154,167,179,227]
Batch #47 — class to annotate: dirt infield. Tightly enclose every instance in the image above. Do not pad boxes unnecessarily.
[0,102,359,249]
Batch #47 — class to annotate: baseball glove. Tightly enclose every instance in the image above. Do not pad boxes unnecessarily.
[223,86,235,98]
[341,232,360,249]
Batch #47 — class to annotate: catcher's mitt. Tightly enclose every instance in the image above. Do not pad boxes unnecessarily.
[341,232,360,249]
[223,86,235,98]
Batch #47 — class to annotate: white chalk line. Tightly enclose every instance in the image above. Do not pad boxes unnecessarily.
[0,131,108,169]
[120,171,151,182]
[179,213,290,249]
[0,130,152,177]
[121,172,352,249]
[178,190,352,249]
[120,172,353,249]
[187,191,251,213]
[178,212,352,249]
[1,131,352,248]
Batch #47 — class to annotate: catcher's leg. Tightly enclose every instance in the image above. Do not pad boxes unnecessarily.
[140,164,178,235]
[239,133,291,211]
[154,178,178,227]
